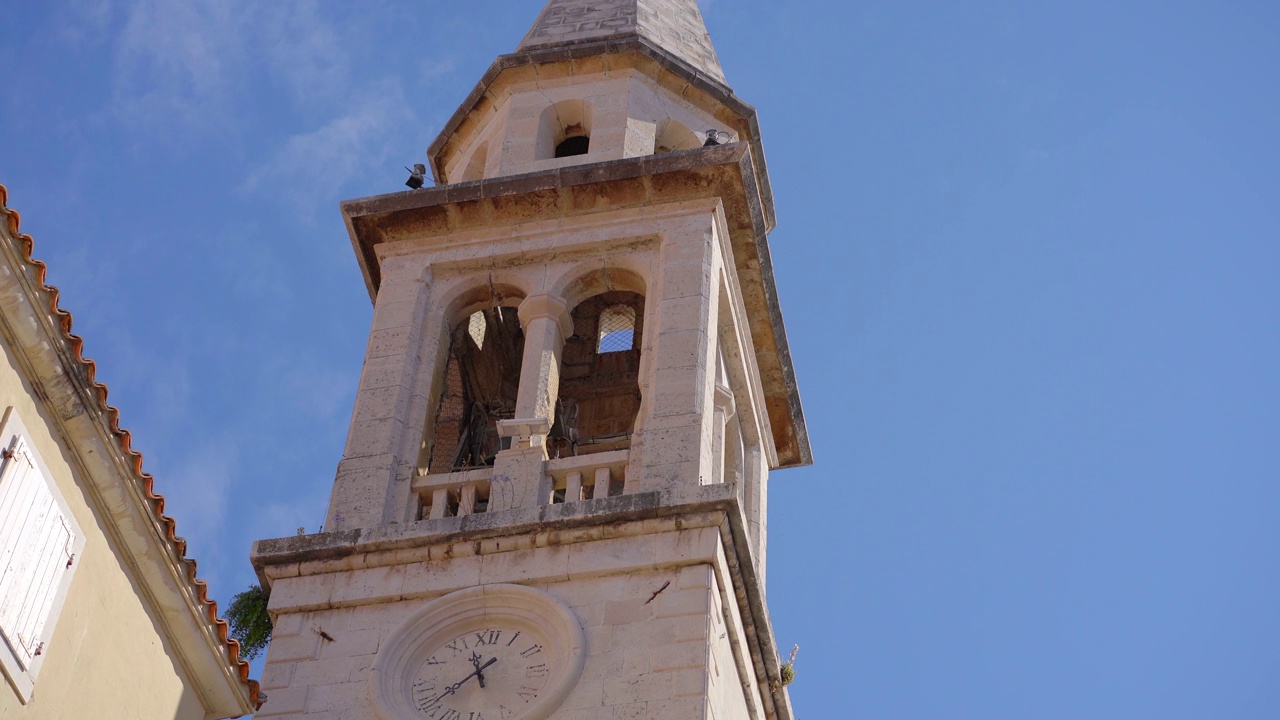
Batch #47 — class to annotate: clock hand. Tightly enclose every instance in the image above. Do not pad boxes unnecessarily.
[471,652,488,688]
[433,657,499,703]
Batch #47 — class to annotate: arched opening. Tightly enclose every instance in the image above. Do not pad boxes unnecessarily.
[461,141,488,181]
[653,118,700,155]
[538,99,594,160]
[425,305,525,474]
[549,291,645,459]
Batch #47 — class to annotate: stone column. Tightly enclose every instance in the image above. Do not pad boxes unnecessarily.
[487,293,573,512]
[514,293,573,422]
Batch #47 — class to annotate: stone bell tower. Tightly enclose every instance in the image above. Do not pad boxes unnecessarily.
[251,1,810,719]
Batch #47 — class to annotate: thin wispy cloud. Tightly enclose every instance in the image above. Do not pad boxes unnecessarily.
[106,0,383,143]
[112,0,247,137]
[58,0,116,47]
[418,57,457,85]
[259,2,353,107]
[160,439,239,587]
[240,80,414,218]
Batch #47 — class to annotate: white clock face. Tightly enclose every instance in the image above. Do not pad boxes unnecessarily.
[411,626,553,720]
[372,585,586,720]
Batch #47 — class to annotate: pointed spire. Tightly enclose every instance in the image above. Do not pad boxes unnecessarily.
[518,0,726,86]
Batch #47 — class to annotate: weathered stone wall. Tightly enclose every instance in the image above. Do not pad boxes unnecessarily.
[256,522,763,720]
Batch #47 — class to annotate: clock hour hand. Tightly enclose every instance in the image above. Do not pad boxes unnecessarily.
[471,652,488,688]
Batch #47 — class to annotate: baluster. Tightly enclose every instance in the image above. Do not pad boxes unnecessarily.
[429,488,449,519]
[594,467,612,498]
[459,484,477,516]
[565,471,583,503]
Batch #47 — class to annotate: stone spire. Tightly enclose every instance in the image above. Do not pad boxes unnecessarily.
[518,0,726,86]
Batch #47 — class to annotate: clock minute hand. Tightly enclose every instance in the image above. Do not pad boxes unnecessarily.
[477,655,497,683]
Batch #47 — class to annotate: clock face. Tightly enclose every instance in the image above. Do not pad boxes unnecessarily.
[372,584,586,720]
[410,626,553,720]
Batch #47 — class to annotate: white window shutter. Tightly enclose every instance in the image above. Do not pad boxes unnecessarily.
[0,434,77,686]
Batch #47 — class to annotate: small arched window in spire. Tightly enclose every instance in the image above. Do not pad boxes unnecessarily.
[597,304,636,353]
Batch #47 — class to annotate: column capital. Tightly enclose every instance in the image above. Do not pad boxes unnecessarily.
[517,292,574,342]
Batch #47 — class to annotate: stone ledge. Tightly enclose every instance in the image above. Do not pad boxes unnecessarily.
[252,484,734,569]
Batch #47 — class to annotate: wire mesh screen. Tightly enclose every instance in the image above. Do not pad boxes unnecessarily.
[596,304,636,353]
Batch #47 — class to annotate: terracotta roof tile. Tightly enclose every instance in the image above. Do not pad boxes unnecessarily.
[0,183,261,713]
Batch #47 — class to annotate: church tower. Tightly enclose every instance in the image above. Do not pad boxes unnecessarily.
[251,2,810,718]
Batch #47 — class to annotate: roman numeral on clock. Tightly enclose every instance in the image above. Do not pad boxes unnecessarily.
[473,629,502,646]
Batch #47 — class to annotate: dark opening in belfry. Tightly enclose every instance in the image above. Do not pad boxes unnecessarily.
[554,134,590,158]
[426,306,524,473]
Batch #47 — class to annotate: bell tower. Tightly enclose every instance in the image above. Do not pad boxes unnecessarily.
[251,2,810,719]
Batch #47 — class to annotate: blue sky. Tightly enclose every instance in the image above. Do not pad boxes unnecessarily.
[2,1,1278,718]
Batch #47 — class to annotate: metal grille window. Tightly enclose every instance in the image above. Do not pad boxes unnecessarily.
[467,310,487,350]
[0,410,84,702]
[596,304,636,353]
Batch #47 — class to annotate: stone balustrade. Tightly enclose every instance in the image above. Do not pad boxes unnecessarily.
[413,448,632,518]
[546,449,629,504]
[412,467,493,519]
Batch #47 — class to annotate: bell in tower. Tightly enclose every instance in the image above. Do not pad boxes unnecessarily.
[251,2,810,718]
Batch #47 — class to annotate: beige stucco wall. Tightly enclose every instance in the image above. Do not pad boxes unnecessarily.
[0,338,208,720]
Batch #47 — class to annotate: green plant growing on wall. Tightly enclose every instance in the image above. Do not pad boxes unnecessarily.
[780,644,800,686]
[226,584,273,661]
